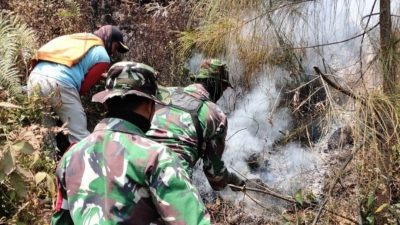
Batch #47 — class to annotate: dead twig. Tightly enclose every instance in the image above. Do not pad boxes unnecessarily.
[268,86,283,124]
[226,128,247,141]
[244,192,270,210]
[11,201,30,221]
[228,167,360,223]
[228,184,296,204]
[285,76,320,93]
[313,67,363,104]
[292,86,324,113]
[229,183,360,224]
[314,66,388,141]
[292,23,379,50]
[358,0,377,89]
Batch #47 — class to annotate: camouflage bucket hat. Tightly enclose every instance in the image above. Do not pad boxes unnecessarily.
[92,61,162,104]
[190,58,232,87]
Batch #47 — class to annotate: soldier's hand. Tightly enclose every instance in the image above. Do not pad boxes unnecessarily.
[227,172,245,192]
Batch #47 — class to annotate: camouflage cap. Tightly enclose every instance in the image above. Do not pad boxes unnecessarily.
[92,61,161,104]
[190,58,232,87]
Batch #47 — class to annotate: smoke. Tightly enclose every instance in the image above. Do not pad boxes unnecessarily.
[190,0,400,218]
[218,68,324,203]
[295,0,379,85]
[192,65,323,203]
[222,68,292,178]
[262,143,322,194]
[186,53,204,73]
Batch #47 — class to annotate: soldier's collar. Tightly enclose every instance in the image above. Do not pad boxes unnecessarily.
[105,111,151,133]
[93,118,145,136]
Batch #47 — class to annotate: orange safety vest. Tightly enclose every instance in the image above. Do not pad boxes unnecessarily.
[30,33,104,69]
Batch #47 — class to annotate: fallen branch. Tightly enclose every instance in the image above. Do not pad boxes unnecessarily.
[228,184,296,203]
[314,66,387,141]
[294,23,379,50]
[313,67,364,104]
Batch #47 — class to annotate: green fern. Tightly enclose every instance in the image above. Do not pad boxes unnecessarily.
[0,58,20,95]
[0,10,37,96]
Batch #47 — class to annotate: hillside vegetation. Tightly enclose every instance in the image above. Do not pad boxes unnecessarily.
[0,0,399,224]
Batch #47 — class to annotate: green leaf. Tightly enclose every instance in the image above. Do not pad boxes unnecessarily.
[296,215,302,225]
[10,190,16,200]
[306,192,317,202]
[9,172,27,198]
[366,215,375,225]
[375,203,388,213]
[0,149,15,182]
[294,189,303,206]
[281,215,291,223]
[30,151,40,167]
[12,140,34,154]
[34,172,48,185]
[367,191,375,210]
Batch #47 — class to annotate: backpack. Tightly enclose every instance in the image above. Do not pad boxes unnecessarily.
[169,87,206,154]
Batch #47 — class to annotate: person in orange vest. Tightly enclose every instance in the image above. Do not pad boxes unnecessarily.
[27,25,129,149]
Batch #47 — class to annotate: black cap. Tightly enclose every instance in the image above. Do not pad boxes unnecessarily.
[110,26,129,53]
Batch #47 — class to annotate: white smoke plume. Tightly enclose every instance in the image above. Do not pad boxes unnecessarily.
[190,0,400,217]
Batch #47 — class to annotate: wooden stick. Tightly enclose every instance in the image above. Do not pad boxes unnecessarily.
[228,184,296,203]
[229,183,360,224]
[313,67,364,104]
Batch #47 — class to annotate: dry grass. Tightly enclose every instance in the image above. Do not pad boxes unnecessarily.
[179,18,238,59]
[180,0,313,87]
[305,87,400,224]
[8,0,92,45]
[205,196,276,225]
[115,1,195,86]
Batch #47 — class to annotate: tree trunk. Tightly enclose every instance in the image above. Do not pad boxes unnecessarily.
[380,0,395,93]
[376,4,393,225]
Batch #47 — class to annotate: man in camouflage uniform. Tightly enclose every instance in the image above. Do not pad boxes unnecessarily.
[51,61,211,225]
[146,58,245,191]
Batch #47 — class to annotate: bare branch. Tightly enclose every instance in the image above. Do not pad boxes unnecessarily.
[359,0,377,89]
[290,23,379,50]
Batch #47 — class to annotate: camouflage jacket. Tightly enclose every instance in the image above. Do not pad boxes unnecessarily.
[146,84,229,190]
[51,118,210,225]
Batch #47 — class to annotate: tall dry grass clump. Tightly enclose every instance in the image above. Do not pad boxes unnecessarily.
[180,0,311,86]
